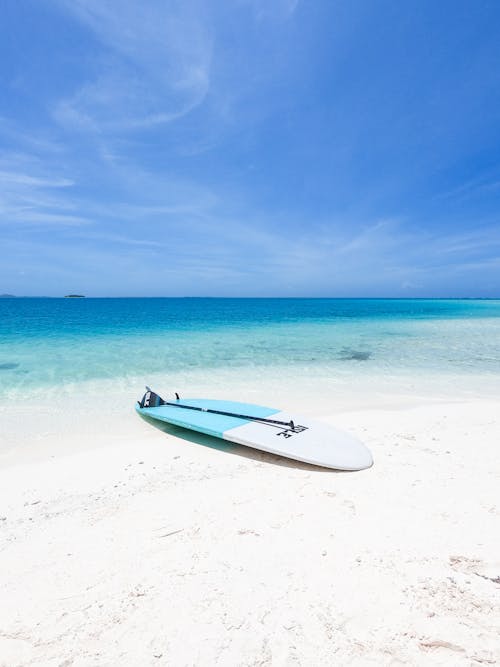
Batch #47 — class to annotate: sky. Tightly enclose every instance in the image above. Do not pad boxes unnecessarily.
[1,0,500,297]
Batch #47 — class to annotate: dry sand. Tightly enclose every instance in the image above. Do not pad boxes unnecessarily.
[1,399,499,666]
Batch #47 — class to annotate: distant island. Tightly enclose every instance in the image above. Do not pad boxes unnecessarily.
[64,294,85,298]
[0,294,16,298]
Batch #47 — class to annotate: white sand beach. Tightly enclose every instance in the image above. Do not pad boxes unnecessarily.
[1,394,499,666]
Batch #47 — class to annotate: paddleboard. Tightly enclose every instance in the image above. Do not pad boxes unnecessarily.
[136,388,373,471]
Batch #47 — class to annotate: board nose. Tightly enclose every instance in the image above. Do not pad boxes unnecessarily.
[345,439,373,470]
[356,444,374,470]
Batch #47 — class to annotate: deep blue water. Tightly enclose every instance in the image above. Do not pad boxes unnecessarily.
[1,297,499,339]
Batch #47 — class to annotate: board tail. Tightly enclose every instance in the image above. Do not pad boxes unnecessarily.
[138,387,165,409]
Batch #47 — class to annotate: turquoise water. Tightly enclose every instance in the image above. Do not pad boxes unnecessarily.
[1,298,500,399]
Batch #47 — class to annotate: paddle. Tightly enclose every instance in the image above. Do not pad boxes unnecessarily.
[139,387,303,432]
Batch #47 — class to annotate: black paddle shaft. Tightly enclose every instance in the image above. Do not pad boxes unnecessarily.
[140,388,300,431]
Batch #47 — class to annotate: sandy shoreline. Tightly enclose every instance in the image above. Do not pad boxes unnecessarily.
[1,399,499,665]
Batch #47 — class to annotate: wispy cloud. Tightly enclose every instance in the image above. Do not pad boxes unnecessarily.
[242,0,300,21]
[70,230,163,247]
[53,0,213,131]
[0,171,73,188]
[0,117,64,154]
[0,152,87,226]
[435,175,500,203]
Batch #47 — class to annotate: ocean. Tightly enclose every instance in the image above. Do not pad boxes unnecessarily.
[1,297,500,459]
[1,297,500,398]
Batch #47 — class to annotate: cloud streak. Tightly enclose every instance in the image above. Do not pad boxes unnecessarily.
[0,171,73,188]
[53,0,213,131]
[0,152,86,226]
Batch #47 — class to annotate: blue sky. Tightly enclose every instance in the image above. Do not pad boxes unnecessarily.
[1,0,500,297]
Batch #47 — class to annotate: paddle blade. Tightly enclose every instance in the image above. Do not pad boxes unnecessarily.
[139,388,165,409]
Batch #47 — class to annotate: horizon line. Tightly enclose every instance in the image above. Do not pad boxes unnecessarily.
[2,295,500,300]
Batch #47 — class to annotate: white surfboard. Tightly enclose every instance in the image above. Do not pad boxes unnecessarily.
[136,389,373,471]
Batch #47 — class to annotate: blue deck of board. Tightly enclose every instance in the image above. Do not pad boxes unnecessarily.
[136,398,279,438]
